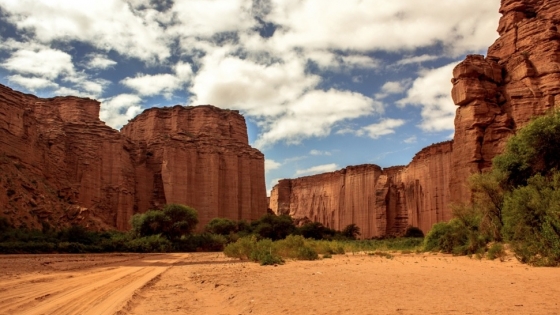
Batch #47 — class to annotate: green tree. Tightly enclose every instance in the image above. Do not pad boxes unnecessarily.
[162,204,198,240]
[493,110,560,188]
[205,218,238,235]
[502,172,560,266]
[252,214,296,240]
[342,223,361,240]
[130,204,198,241]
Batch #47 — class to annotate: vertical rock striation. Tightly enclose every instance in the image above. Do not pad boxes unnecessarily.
[0,84,266,230]
[121,105,267,229]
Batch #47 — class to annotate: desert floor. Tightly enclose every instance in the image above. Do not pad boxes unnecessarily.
[0,252,559,315]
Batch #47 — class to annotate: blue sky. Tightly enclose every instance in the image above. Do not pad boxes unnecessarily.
[0,0,501,194]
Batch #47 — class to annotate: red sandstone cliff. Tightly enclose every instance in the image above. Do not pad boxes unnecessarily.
[270,0,560,237]
[121,106,266,228]
[269,142,452,238]
[0,84,266,230]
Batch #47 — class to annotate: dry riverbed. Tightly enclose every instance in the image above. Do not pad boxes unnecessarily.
[0,252,559,314]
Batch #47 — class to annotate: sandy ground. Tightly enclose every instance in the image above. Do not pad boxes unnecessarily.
[0,252,559,315]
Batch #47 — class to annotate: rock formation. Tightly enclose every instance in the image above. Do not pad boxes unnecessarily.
[270,0,560,238]
[0,84,267,230]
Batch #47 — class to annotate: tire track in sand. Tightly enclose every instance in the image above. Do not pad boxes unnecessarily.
[0,253,185,315]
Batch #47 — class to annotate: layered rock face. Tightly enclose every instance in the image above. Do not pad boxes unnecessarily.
[121,106,266,228]
[270,142,452,238]
[451,0,560,203]
[271,0,560,237]
[270,165,404,238]
[0,84,266,230]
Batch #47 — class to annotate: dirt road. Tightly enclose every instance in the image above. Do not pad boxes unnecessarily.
[1,252,560,315]
[0,253,180,315]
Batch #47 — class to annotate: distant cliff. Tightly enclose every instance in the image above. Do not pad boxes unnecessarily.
[0,84,267,230]
[270,0,560,238]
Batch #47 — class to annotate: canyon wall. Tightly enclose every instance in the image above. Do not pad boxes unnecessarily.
[0,84,267,230]
[270,142,452,238]
[270,0,560,238]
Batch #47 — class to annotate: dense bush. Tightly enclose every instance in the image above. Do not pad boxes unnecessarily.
[131,204,198,241]
[501,172,560,266]
[341,223,361,240]
[424,218,486,256]
[251,214,296,240]
[204,218,238,235]
[403,226,424,238]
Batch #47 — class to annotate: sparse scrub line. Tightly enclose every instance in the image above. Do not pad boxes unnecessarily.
[223,234,424,265]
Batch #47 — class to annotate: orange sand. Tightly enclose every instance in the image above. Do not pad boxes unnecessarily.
[0,252,558,315]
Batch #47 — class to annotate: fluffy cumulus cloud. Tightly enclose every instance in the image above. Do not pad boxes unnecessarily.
[265,159,282,172]
[266,0,499,54]
[121,73,182,98]
[375,80,411,99]
[99,94,143,129]
[0,0,172,61]
[357,118,406,139]
[254,89,380,147]
[86,54,117,70]
[7,75,58,91]
[2,48,74,80]
[397,63,458,132]
[295,163,338,177]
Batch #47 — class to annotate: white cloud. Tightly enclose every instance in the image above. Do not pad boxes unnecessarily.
[86,54,117,70]
[7,75,58,91]
[295,163,338,177]
[265,159,282,172]
[255,89,380,147]
[357,118,406,139]
[121,73,183,99]
[403,135,417,144]
[1,0,172,61]
[1,48,74,79]
[396,54,439,66]
[170,0,255,38]
[174,62,193,81]
[99,94,143,129]
[397,62,458,132]
[309,150,332,156]
[267,0,500,55]
[306,50,380,71]
[375,80,411,99]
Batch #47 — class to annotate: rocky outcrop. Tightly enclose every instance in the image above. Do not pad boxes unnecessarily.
[451,0,560,203]
[271,0,560,237]
[0,84,266,230]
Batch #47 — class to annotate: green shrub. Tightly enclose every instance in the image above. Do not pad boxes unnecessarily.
[501,173,560,266]
[295,246,318,260]
[424,219,486,255]
[249,239,284,265]
[341,223,361,240]
[223,236,258,259]
[404,226,424,238]
[175,233,227,252]
[487,243,506,261]
[205,218,238,235]
[125,235,172,253]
